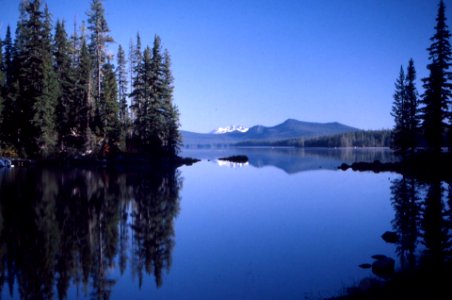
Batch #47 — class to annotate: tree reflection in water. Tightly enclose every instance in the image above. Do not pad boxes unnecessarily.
[0,167,182,300]
[390,178,452,270]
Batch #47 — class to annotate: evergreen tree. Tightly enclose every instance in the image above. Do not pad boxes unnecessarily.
[87,0,113,136]
[405,59,420,153]
[130,33,142,122]
[421,0,452,154]
[392,60,420,156]
[15,0,58,157]
[0,38,4,137]
[391,66,409,155]
[161,50,181,156]
[131,46,153,152]
[116,44,128,150]
[75,38,94,151]
[100,60,119,146]
[2,25,20,151]
[54,20,77,150]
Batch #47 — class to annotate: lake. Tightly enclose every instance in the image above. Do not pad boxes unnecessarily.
[0,148,449,299]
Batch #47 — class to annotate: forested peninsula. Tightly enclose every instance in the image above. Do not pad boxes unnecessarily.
[0,0,181,163]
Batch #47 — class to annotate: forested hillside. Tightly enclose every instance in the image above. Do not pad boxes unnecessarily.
[0,0,180,159]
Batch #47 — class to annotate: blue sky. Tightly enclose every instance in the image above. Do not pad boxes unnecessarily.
[1,0,451,132]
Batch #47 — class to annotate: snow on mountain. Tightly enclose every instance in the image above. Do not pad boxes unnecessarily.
[211,125,249,134]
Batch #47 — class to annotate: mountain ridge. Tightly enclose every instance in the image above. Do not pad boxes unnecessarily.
[182,119,359,146]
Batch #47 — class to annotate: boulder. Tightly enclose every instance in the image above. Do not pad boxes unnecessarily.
[371,255,395,278]
[381,231,399,243]
[358,263,372,269]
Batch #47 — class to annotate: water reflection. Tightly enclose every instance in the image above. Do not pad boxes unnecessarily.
[389,178,451,270]
[182,147,397,174]
[0,167,182,300]
[349,177,452,297]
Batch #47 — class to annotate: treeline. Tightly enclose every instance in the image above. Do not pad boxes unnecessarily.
[391,0,452,156]
[0,0,180,159]
[279,130,391,148]
[236,130,391,148]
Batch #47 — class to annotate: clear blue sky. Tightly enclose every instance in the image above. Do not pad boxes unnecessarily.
[1,0,451,132]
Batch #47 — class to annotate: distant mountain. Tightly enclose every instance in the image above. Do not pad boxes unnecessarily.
[211,125,249,134]
[181,119,359,147]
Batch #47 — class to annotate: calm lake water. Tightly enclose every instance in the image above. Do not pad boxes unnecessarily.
[0,148,449,299]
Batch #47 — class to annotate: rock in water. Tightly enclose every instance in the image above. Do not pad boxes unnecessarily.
[381,231,399,243]
[371,256,395,278]
[358,263,372,269]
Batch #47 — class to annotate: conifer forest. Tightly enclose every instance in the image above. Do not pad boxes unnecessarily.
[0,0,181,159]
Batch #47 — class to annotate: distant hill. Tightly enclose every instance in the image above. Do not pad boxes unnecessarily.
[268,129,392,148]
[181,119,359,147]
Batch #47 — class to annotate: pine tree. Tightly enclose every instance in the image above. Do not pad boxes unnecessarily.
[0,38,4,137]
[130,33,142,122]
[15,0,58,157]
[2,24,21,152]
[54,20,77,150]
[421,0,452,154]
[132,46,153,152]
[87,0,113,137]
[161,50,181,156]
[391,66,409,155]
[100,60,119,144]
[76,38,94,151]
[405,59,420,154]
[116,44,128,150]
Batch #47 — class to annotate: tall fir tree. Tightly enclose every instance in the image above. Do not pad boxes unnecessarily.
[116,44,129,150]
[132,46,153,152]
[405,59,420,153]
[100,60,119,144]
[87,0,113,137]
[391,66,409,155]
[130,33,142,122]
[54,20,77,150]
[1,25,18,150]
[161,50,181,156]
[0,38,4,137]
[421,0,452,154]
[76,38,94,151]
[15,0,58,157]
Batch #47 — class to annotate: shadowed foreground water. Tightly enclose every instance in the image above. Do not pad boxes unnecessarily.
[0,148,450,299]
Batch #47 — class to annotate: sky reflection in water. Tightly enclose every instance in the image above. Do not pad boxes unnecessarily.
[0,149,419,299]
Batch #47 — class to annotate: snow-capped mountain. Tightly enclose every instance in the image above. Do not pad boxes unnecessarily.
[211,125,249,134]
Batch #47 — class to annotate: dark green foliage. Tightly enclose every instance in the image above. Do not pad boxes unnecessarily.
[87,0,113,104]
[0,38,4,134]
[14,0,58,157]
[256,130,392,148]
[391,60,420,156]
[421,0,452,153]
[130,36,181,157]
[0,0,180,159]
[0,26,19,151]
[75,38,94,151]
[54,20,77,150]
[116,44,129,150]
[405,60,421,150]
[100,60,119,143]
[161,50,181,156]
